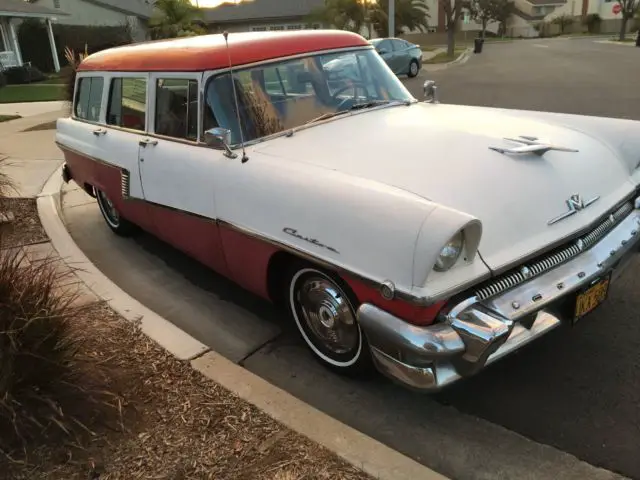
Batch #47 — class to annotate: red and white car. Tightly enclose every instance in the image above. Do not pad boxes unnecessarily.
[57,30,640,391]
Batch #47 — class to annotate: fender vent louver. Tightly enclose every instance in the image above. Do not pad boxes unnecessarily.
[474,201,634,301]
[121,169,130,200]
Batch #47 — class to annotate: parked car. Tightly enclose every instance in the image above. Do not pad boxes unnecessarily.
[370,37,422,77]
[57,30,640,392]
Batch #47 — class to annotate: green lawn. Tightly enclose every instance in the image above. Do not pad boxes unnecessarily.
[0,85,66,103]
[424,48,468,64]
[0,114,21,122]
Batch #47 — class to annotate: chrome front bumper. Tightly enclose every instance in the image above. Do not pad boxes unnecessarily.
[358,206,640,392]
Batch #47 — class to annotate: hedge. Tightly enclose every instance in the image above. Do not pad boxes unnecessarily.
[17,19,133,73]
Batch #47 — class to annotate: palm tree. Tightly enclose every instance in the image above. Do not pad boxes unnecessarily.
[148,0,206,40]
[369,0,430,37]
[307,0,367,34]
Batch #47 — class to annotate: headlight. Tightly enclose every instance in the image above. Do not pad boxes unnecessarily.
[433,231,464,272]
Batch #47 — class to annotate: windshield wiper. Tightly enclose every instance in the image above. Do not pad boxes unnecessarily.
[303,100,410,126]
[304,110,351,125]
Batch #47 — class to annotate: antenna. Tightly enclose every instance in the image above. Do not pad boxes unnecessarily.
[223,31,249,163]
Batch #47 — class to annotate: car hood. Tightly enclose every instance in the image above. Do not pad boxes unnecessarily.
[253,103,637,272]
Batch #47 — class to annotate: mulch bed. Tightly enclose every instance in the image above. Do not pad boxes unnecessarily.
[0,198,48,248]
[0,199,372,480]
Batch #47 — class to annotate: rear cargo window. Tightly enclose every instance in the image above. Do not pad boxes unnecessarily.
[74,77,104,122]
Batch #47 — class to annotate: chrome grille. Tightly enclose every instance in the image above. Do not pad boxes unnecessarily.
[474,201,634,301]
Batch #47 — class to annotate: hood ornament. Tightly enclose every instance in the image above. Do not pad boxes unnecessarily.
[490,136,579,156]
[548,193,600,225]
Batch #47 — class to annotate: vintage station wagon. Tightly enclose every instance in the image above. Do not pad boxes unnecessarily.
[57,30,640,391]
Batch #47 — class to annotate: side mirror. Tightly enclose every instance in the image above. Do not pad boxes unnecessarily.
[204,127,237,159]
[377,49,387,55]
[423,80,439,104]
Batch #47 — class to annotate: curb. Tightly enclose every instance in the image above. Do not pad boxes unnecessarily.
[424,47,473,71]
[37,166,449,480]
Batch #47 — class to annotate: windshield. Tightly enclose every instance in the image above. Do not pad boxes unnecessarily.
[203,47,414,145]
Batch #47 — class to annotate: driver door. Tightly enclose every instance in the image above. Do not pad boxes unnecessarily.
[376,39,399,74]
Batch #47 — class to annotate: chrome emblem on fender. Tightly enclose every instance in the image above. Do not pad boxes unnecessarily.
[548,194,600,225]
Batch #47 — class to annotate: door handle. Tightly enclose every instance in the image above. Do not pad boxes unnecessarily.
[139,138,158,147]
[92,128,107,136]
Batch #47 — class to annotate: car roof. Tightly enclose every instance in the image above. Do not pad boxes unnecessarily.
[77,30,370,73]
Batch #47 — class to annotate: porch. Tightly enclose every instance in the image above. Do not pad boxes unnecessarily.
[0,0,68,73]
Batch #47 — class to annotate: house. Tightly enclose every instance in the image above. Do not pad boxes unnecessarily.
[544,0,635,33]
[1,0,65,71]
[28,0,153,41]
[203,0,325,33]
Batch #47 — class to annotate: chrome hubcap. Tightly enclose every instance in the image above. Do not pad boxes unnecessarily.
[410,63,418,75]
[296,276,358,355]
[98,191,120,226]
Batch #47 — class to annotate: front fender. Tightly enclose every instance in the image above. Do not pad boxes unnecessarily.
[214,150,439,297]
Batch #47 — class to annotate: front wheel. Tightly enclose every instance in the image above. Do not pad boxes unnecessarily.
[286,263,373,376]
[408,59,420,78]
[95,188,136,236]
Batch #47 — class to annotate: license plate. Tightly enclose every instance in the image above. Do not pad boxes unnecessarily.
[573,274,611,323]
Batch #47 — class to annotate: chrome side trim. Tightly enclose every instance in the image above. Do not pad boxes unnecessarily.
[121,169,130,199]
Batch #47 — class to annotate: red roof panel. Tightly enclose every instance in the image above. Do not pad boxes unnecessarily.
[78,30,370,72]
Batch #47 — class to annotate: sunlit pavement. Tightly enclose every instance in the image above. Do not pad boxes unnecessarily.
[61,38,639,480]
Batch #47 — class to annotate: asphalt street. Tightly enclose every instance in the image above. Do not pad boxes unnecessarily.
[63,38,639,480]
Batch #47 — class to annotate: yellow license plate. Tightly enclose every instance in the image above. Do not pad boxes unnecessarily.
[574,275,610,322]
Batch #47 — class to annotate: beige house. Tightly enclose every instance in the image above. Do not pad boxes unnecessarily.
[0,0,64,71]
[28,0,152,41]
[544,0,637,33]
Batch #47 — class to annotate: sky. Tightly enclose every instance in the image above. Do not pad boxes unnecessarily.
[192,0,242,7]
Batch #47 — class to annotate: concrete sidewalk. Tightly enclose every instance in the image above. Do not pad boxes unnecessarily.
[0,101,67,118]
[0,110,65,197]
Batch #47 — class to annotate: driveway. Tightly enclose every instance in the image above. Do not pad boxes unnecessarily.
[61,38,639,480]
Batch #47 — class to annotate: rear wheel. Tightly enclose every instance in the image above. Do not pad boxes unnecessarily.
[408,59,420,78]
[95,188,136,236]
[285,262,373,376]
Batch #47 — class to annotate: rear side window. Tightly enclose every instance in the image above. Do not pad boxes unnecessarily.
[107,77,147,131]
[74,77,104,122]
[155,78,198,140]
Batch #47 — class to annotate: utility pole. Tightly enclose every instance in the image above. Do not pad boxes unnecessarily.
[388,0,395,37]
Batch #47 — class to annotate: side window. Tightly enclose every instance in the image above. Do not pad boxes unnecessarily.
[392,39,407,50]
[155,78,198,140]
[74,77,104,122]
[107,77,147,131]
[376,40,393,53]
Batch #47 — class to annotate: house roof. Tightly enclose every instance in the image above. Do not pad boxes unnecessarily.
[203,0,325,24]
[78,30,369,72]
[83,0,153,19]
[0,0,67,18]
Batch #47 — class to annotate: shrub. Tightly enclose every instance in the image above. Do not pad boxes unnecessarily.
[0,72,6,89]
[0,240,119,458]
[17,19,132,73]
[2,65,46,85]
[583,13,602,34]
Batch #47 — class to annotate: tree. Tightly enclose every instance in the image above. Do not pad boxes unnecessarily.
[552,14,574,34]
[308,0,367,34]
[616,0,639,41]
[439,0,464,57]
[582,13,602,34]
[467,0,514,38]
[148,0,206,40]
[490,0,514,36]
[369,0,430,37]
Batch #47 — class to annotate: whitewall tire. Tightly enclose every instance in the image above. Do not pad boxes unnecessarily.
[286,263,373,376]
[95,189,135,236]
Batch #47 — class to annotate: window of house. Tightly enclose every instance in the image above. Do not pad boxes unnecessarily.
[269,25,286,31]
[53,0,60,8]
[251,26,268,31]
[107,77,147,131]
[286,24,303,30]
[155,78,198,140]
[74,77,104,122]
